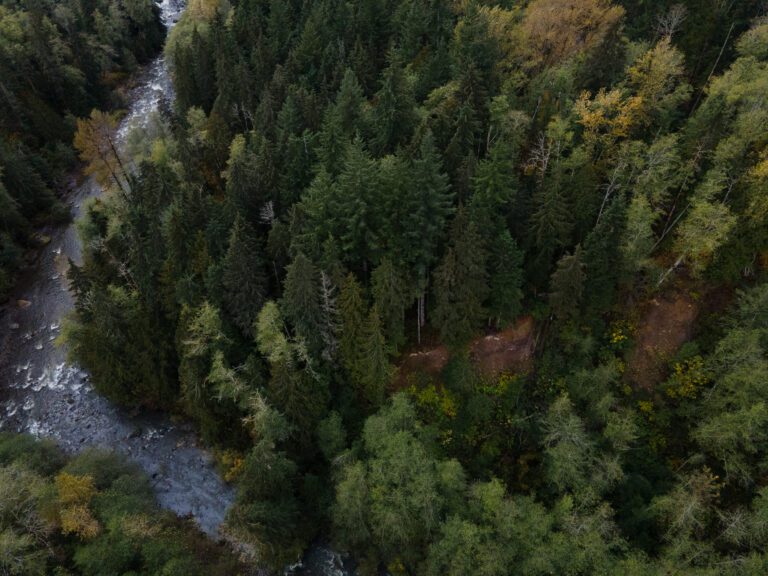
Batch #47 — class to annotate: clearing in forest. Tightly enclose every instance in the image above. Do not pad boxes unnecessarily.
[397,316,536,386]
[625,290,699,390]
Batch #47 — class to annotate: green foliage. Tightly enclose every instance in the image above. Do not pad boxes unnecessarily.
[548,245,586,324]
[221,216,268,336]
[370,50,417,155]
[282,253,323,349]
[59,0,768,572]
[488,230,525,328]
[334,395,466,568]
[0,436,240,576]
[0,0,164,300]
[371,258,409,353]
[432,207,489,346]
[317,411,347,461]
[63,283,177,408]
[358,306,394,410]
[690,284,768,486]
[227,398,306,570]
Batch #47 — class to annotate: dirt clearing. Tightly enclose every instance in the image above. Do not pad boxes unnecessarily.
[625,290,699,390]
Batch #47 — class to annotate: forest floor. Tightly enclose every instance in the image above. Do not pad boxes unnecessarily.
[396,315,536,386]
[625,289,700,390]
[397,281,726,393]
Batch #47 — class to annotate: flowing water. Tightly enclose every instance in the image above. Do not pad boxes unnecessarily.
[0,1,353,573]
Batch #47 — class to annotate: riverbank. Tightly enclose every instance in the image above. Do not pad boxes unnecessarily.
[0,0,238,538]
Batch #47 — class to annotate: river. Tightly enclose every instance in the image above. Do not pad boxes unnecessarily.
[0,1,352,574]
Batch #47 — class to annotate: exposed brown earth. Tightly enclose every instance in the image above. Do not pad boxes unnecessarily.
[397,345,450,387]
[625,290,699,390]
[470,315,536,377]
[396,315,536,386]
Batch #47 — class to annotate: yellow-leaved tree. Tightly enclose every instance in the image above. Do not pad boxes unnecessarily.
[73,109,130,196]
[520,0,625,71]
[55,472,100,540]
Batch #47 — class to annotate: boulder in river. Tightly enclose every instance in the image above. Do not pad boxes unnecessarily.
[16,300,31,309]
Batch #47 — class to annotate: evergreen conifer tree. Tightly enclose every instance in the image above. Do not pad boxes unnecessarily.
[432,207,489,345]
[339,273,366,385]
[359,306,393,409]
[488,230,525,328]
[371,257,409,353]
[222,216,269,336]
[548,245,586,324]
[282,253,323,350]
[370,50,417,155]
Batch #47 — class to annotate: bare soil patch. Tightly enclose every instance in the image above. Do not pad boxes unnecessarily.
[625,290,699,390]
[396,345,450,387]
[470,315,536,377]
[396,316,536,386]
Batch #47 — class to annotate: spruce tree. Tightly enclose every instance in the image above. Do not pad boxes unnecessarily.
[335,68,367,135]
[222,216,269,336]
[548,245,586,324]
[267,360,324,444]
[370,49,417,155]
[488,230,525,328]
[339,272,366,385]
[231,402,304,571]
[432,207,489,346]
[335,138,381,267]
[397,132,454,340]
[371,257,409,353]
[296,169,338,259]
[359,306,394,410]
[223,133,274,226]
[403,132,454,276]
[317,107,348,177]
[529,164,573,283]
[469,140,517,242]
[582,196,625,317]
[281,253,323,350]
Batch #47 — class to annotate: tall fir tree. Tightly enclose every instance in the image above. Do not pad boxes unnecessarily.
[488,230,525,328]
[359,306,394,410]
[317,107,348,177]
[281,252,323,351]
[582,196,626,317]
[335,68,367,135]
[371,257,409,353]
[339,272,367,386]
[548,245,586,324]
[396,132,454,340]
[432,207,489,346]
[223,133,275,226]
[469,139,517,242]
[222,216,269,336]
[370,49,418,156]
[529,163,573,285]
[335,138,381,268]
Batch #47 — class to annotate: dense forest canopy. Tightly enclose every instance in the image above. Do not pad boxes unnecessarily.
[0,0,165,298]
[10,0,768,573]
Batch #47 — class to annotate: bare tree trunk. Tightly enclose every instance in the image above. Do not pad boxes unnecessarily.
[657,254,685,287]
[416,294,423,345]
[653,204,689,251]
[691,22,735,113]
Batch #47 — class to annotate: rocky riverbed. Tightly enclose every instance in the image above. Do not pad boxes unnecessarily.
[0,0,354,573]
